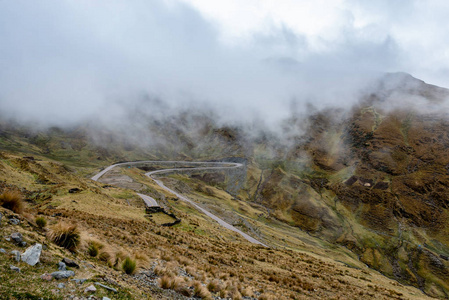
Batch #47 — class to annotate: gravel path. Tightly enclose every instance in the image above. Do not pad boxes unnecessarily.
[91,161,267,247]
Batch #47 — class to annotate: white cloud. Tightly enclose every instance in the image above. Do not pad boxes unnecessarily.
[0,0,447,127]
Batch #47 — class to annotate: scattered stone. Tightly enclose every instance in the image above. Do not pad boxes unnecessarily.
[84,285,96,293]
[11,250,21,262]
[95,282,117,293]
[9,218,20,225]
[102,297,111,300]
[10,232,23,244]
[5,237,10,242]
[41,273,53,281]
[57,283,65,289]
[58,261,67,271]
[51,270,75,279]
[19,241,27,247]
[0,212,2,224]
[10,265,20,272]
[71,278,87,284]
[63,258,80,268]
[21,243,42,266]
[0,248,6,253]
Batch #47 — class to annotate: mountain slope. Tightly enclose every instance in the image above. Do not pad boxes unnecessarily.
[1,73,449,298]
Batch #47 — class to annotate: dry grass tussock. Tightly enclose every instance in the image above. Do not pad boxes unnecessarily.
[258,293,275,300]
[122,256,137,274]
[159,275,192,296]
[47,222,81,252]
[133,250,150,263]
[193,280,212,299]
[85,239,105,257]
[0,190,24,214]
[35,216,47,229]
[207,279,222,293]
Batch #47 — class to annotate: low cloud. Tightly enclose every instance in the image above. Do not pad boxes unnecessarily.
[0,0,444,131]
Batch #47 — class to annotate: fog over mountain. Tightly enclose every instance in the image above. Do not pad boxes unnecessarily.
[3,0,448,129]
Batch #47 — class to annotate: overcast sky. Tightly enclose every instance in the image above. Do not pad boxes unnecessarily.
[0,0,448,125]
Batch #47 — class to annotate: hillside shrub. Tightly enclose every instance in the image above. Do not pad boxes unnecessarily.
[99,249,113,264]
[122,256,136,274]
[193,281,212,299]
[35,216,47,229]
[87,243,99,257]
[159,275,172,289]
[207,279,221,293]
[0,191,23,214]
[47,223,80,251]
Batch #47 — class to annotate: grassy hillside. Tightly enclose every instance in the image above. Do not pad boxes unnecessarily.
[1,73,449,298]
[0,150,432,299]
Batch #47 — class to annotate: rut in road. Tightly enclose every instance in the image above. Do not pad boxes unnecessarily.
[91,161,267,247]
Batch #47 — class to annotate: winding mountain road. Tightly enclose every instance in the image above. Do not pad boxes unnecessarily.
[91,161,267,247]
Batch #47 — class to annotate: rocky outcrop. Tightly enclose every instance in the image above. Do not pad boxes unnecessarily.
[21,243,42,266]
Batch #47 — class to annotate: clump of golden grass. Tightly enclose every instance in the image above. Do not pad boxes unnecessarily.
[177,286,192,297]
[133,250,150,263]
[35,216,47,229]
[154,262,179,278]
[165,260,179,272]
[159,275,173,289]
[223,281,242,300]
[159,275,192,296]
[122,256,137,274]
[207,279,222,293]
[241,286,253,297]
[88,244,99,257]
[259,293,274,300]
[87,240,104,257]
[186,266,197,276]
[99,249,114,263]
[0,190,23,214]
[193,281,212,299]
[47,222,80,251]
[177,255,192,266]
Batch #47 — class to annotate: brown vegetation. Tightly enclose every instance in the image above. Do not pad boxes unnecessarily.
[0,190,24,214]
[47,222,81,251]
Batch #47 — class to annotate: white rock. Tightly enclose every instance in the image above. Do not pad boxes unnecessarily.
[21,243,42,266]
[84,285,96,293]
